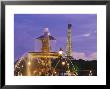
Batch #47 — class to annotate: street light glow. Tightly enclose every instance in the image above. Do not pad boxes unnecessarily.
[28,62,31,65]
[67,63,69,66]
[59,51,63,55]
[62,61,65,65]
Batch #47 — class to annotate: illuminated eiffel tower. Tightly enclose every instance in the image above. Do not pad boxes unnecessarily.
[66,24,73,58]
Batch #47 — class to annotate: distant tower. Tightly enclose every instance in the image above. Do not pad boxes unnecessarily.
[66,24,72,57]
[37,28,55,52]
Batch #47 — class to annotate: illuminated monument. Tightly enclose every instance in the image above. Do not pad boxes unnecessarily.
[28,28,59,59]
[14,24,95,76]
[14,24,77,76]
[37,28,55,52]
[26,28,59,75]
[66,24,73,57]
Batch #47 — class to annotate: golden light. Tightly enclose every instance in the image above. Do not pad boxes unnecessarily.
[62,61,65,65]
[22,65,24,68]
[67,63,69,66]
[58,51,63,55]
[28,62,31,65]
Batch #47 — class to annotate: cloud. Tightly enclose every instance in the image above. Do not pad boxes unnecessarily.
[89,52,97,60]
[73,52,86,60]
[74,33,91,39]
[73,52,97,60]
[82,33,91,37]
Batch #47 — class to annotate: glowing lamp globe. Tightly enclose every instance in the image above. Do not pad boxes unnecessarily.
[28,62,31,65]
[59,51,63,55]
[62,61,65,65]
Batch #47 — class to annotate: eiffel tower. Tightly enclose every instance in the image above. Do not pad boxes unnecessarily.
[66,24,73,58]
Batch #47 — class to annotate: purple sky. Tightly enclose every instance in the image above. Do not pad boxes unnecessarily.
[14,14,97,61]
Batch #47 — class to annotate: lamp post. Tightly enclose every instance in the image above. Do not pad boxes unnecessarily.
[61,61,66,76]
